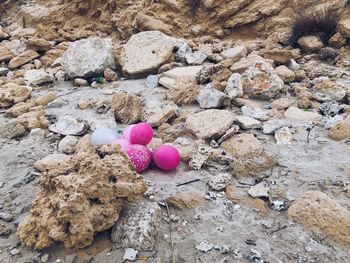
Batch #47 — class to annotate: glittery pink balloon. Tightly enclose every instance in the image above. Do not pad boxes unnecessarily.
[130,123,154,145]
[153,145,180,171]
[111,138,131,151]
[123,124,136,141]
[125,144,152,173]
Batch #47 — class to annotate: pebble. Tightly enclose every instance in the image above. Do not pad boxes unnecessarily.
[248,183,269,198]
[195,241,214,252]
[123,248,138,261]
[0,212,14,222]
[10,248,20,256]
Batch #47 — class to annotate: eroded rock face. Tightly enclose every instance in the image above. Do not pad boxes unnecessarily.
[18,136,147,250]
[288,191,350,247]
[61,37,116,78]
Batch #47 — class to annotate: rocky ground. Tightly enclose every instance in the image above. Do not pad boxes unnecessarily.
[1,0,350,263]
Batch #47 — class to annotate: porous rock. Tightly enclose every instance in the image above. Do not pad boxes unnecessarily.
[8,50,40,69]
[24,69,55,86]
[111,91,142,124]
[0,83,32,108]
[18,137,147,250]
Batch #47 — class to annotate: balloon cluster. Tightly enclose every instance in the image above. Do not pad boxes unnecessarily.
[91,123,181,173]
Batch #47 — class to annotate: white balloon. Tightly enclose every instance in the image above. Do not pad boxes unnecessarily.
[91,128,120,146]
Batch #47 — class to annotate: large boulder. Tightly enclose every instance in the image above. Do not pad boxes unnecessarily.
[288,191,350,247]
[119,31,176,77]
[61,38,116,78]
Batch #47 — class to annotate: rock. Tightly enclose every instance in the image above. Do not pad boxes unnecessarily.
[248,183,269,198]
[159,66,202,105]
[0,46,15,62]
[5,102,32,118]
[244,61,284,100]
[225,73,243,99]
[312,81,346,102]
[15,109,49,130]
[230,54,272,74]
[0,224,11,236]
[275,127,293,145]
[329,33,346,48]
[324,115,343,129]
[111,91,142,124]
[274,65,295,83]
[185,51,207,65]
[34,153,71,172]
[288,191,350,247]
[119,31,176,76]
[186,109,235,139]
[263,119,284,135]
[0,212,14,222]
[41,48,65,67]
[146,75,159,88]
[234,116,261,130]
[166,192,202,209]
[35,91,57,106]
[0,121,27,139]
[24,69,55,86]
[9,248,20,256]
[337,19,350,38]
[18,138,147,250]
[172,137,196,162]
[74,78,89,87]
[241,106,268,121]
[288,59,300,71]
[297,36,323,52]
[47,99,68,108]
[271,97,295,110]
[49,115,89,136]
[262,49,294,64]
[26,37,52,52]
[111,202,161,251]
[197,84,230,109]
[329,115,350,141]
[220,45,247,62]
[8,50,40,69]
[0,67,9,76]
[134,12,172,35]
[221,134,263,158]
[195,241,214,253]
[175,42,192,62]
[61,37,116,78]
[34,59,42,69]
[123,248,138,262]
[0,27,9,40]
[103,68,117,82]
[146,103,178,127]
[208,173,231,191]
[318,47,338,61]
[40,253,50,263]
[0,83,32,108]
[319,101,342,117]
[284,107,322,121]
[58,136,79,154]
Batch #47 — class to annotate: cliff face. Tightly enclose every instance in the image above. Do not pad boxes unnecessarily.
[1,0,349,43]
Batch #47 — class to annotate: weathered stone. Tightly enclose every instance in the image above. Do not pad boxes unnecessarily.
[318,47,339,61]
[172,137,196,162]
[225,73,243,99]
[15,109,49,130]
[111,202,161,251]
[288,191,350,247]
[8,50,40,69]
[166,191,202,209]
[312,81,346,102]
[74,78,89,87]
[34,153,71,172]
[119,31,176,76]
[263,119,284,135]
[329,115,350,141]
[104,68,117,82]
[284,107,322,121]
[26,37,52,51]
[297,36,323,52]
[275,127,293,145]
[35,91,57,106]
[146,75,159,88]
[186,109,235,139]
[185,51,207,65]
[234,116,261,129]
[271,97,295,110]
[0,67,9,76]
[230,54,272,74]
[41,48,65,67]
[241,106,269,121]
[24,69,55,86]
[61,37,116,78]
[58,135,79,154]
[248,183,269,198]
[111,91,142,124]
[0,83,32,108]
[0,46,15,63]
[338,19,350,38]
[329,33,346,48]
[221,134,263,158]
[208,173,231,191]
[0,121,27,139]
[274,65,295,83]
[4,102,32,118]
[262,49,294,64]
[18,139,147,249]
[220,45,247,62]
[146,103,178,127]
[49,115,89,136]
[197,84,230,109]
[134,12,172,35]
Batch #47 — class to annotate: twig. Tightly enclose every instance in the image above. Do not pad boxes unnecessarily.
[164,200,176,263]
[269,225,288,234]
[57,89,80,97]
[306,125,315,143]
[176,179,200,187]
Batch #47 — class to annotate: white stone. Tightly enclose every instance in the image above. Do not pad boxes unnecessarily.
[24,69,55,86]
[197,85,230,109]
[263,119,284,135]
[220,45,247,62]
[235,116,261,129]
[275,127,293,145]
[146,75,159,88]
[185,51,207,65]
[49,115,88,136]
[208,173,231,191]
[123,248,138,262]
[284,106,322,121]
[58,135,79,154]
[195,241,214,253]
[225,73,243,99]
[248,183,269,198]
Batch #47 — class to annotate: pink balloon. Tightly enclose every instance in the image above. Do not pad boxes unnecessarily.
[125,144,152,173]
[153,145,181,171]
[123,124,135,141]
[130,123,154,146]
[111,138,131,151]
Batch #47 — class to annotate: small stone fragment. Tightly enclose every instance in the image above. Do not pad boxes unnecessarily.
[248,183,269,198]
[123,248,138,262]
[275,127,293,145]
[208,173,231,191]
[49,115,89,136]
[0,212,14,222]
[195,241,214,253]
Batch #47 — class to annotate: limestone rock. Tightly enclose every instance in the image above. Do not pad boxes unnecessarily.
[34,153,71,172]
[185,51,207,65]
[288,191,350,247]
[41,48,65,67]
[220,45,247,62]
[221,134,263,158]
[329,33,346,48]
[234,116,261,129]
[230,55,273,74]
[146,103,178,127]
[271,97,295,110]
[197,84,230,109]
[275,127,293,145]
[134,12,172,35]
[0,83,32,108]
[8,50,40,69]
[111,202,161,251]
[61,37,116,78]
[74,78,89,87]
[274,65,295,83]
[263,119,284,135]
[262,49,294,64]
[297,36,323,52]
[15,109,49,130]
[172,137,196,162]
[329,115,350,141]
[103,68,117,82]
[312,81,346,102]
[186,109,235,139]
[337,19,350,38]
[0,121,27,139]
[208,173,231,191]
[119,31,176,77]
[18,138,147,249]
[111,91,142,124]
[58,135,79,154]
[166,192,202,209]
[225,73,243,99]
[0,46,15,63]
[24,69,55,86]
[35,91,57,106]
[26,37,52,52]
[284,106,322,121]
[49,115,89,136]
